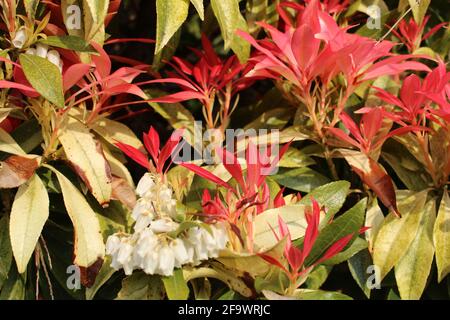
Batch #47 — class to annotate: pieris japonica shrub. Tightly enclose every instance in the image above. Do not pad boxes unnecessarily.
[0,0,448,301]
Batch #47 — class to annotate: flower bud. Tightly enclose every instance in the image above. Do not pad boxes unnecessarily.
[12,28,27,49]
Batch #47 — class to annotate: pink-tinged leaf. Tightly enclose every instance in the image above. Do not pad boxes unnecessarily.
[91,42,112,79]
[258,253,290,275]
[149,91,205,103]
[400,74,422,108]
[0,56,21,68]
[340,112,364,144]
[146,78,199,92]
[143,126,160,163]
[328,127,361,149]
[287,246,304,272]
[12,67,40,97]
[303,199,320,259]
[103,83,147,99]
[292,25,320,69]
[361,107,383,142]
[201,34,220,66]
[314,233,354,265]
[115,142,149,169]
[362,60,430,81]
[274,188,286,208]
[63,63,92,91]
[0,80,37,95]
[375,87,404,108]
[172,57,194,75]
[104,38,155,45]
[158,130,183,173]
[180,163,233,190]
[423,22,448,41]
[218,148,245,192]
[347,154,400,218]
[246,141,260,190]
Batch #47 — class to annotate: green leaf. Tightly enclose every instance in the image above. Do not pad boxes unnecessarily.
[246,0,269,36]
[0,267,25,300]
[117,272,165,300]
[47,165,105,268]
[408,0,430,24]
[211,0,251,62]
[10,118,43,154]
[244,107,293,130]
[162,268,189,300]
[348,249,372,298]
[294,289,353,300]
[155,0,190,54]
[152,28,181,71]
[10,174,49,274]
[305,265,332,290]
[24,0,39,18]
[271,167,330,193]
[19,54,65,108]
[372,190,428,280]
[395,198,436,300]
[190,0,204,20]
[278,147,315,168]
[39,36,96,53]
[0,216,12,282]
[434,190,450,283]
[298,181,350,218]
[382,139,431,191]
[59,112,112,205]
[184,265,254,298]
[303,199,367,266]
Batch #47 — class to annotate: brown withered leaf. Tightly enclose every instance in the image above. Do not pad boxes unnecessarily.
[79,258,104,288]
[0,155,40,188]
[111,176,137,210]
[340,149,400,218]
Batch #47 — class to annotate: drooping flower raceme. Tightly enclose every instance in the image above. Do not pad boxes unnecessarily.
[106,173,229,276]
[107,127,229,276]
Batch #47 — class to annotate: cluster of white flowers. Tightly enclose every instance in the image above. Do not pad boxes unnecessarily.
[25,44,64,72]
[12,29,64,72]
[106,173,228,276]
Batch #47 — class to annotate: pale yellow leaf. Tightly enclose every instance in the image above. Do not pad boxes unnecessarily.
[434,190,450,282]
[395,199,435,300]
[59,114,112,205]
[10,174,49,273]
[50,166,105,267]
[372,190,428,280]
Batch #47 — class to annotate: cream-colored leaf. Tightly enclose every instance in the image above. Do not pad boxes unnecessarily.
[365,198,384,253]
[59,114,112,205]
[83,0,109,43]
[10,174,49,273]
[253,204,320,251]
[434,190,450,282]
[0,128,25,155]
[218,238,286,277]
[395,199,435,300]
[372,190,428,280]
[49,166,105,267]
[92,117,144,151]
